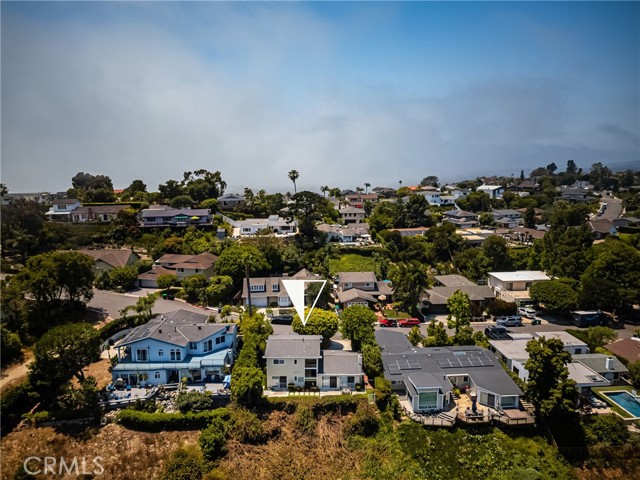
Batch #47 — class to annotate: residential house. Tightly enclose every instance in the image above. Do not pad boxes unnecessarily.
[511,180,539,191]
[416,191,442,206]
[588,218,616,239]
[345,193,379,208]
[264,335,364,390]
[335,271,393,308]
[71,205,131,223]
[217,194,245,210]
[487,270,550,306]
[439,195,457,206]
[339,206,366,224]
[458,228,496,246]
[78,249,140,275]
[572,354,627,383]
[137,266,176,289]
[442,209,479,229]
[372,187,397,197]
[499,227,546,245]
[241,269,319,308]
[604,338,640,364]
[46,198,82,221]
[491,209,523,228]
[376,331,523,413]
[140,206,212,228]
[112,309,236,386]
[477,185,505,199]
[613,217,640,230]
[1,192,54,205]
[152,252,218,282]
[235,215,297,236]
[420,275,495,314]
[389,227,430,237]
[317,223,370,243]
[557,188,596,203]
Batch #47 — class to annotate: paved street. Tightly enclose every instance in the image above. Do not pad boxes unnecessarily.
[595,192,624,220]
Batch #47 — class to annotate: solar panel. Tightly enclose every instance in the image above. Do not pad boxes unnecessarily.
[387,362,401,375]
[438,359,450,368]
[450,358,462,367]
[408,359,421,369]
[469,357,483,367]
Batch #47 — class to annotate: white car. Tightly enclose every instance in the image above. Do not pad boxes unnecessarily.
[517,307,537,319]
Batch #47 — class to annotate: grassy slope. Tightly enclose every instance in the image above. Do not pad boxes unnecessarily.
[328,254,375,276]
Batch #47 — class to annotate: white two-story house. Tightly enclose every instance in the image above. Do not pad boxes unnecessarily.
[112,309,236,386]
[264,335,364,390]
[46,198,82,221]
[487,270,550,306]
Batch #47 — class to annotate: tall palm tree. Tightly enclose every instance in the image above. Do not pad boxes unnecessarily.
[356,187,364,194]
[364,182,371,194]
[288,170,300,194]
[321,185,329,197]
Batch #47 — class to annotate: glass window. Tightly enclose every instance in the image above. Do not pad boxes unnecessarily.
[158,349,163,357]
[501,396,517,408]
[189,342,197,350]
[136,350,147,362]
[418,391,438,410]
[273,359,284,365]
[154,372,161,379]
[170,349,182,361]
[204,340,213,352]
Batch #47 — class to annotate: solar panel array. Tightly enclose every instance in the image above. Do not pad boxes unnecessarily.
[437,356,493,368]
[386,358,421,374]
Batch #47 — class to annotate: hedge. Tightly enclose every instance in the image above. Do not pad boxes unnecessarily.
[117,408,230,431]
[0,380,39,436]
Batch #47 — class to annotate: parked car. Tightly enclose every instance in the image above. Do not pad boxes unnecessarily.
[517,307,537,319]
[495,316,523,327]
[398,318,421,328]
[379,318,398,327]
[485,325,509,340]
[270,315,294,325]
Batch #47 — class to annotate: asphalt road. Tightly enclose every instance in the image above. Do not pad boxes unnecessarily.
[596,192,623,220]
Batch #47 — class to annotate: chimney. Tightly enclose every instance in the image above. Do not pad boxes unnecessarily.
[198,325,202,330]
[606,357,614,370]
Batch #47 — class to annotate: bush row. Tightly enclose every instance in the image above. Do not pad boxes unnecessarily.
[268,394,366,415]
[117,407,230,431]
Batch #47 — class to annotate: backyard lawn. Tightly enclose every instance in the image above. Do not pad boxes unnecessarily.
[328,253,375,275]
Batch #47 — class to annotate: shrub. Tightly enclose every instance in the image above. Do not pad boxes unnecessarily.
[159,445,205,480]
[487,299,517,316]
[229,408,264,443]
[345,403,380,437]
[583,414,630,446]
[0,380,39,435]
[1,327,23,364]
[294,403,317,435]
[117,408,230,431]
[175,391,215,413]
[199,416,228,462]
[374,377,392,411]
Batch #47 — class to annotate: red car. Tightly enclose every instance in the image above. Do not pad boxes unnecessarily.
[379,318,398,327]
[398,318,421,328]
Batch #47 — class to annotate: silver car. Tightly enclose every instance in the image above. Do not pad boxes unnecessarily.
[517,307,536,319]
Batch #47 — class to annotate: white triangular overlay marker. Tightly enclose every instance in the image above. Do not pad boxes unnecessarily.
[281,279,327,326]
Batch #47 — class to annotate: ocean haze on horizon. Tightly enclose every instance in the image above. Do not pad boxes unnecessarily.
[2,2,638,194]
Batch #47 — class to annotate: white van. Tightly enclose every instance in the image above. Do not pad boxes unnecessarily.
[517,307,536,319]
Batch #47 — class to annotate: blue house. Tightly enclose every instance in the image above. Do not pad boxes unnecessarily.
[112,309,236,386]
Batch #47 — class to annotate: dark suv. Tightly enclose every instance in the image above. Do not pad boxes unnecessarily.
[270,315,294,325]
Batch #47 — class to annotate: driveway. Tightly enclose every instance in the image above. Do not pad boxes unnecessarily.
[596,193,623,220]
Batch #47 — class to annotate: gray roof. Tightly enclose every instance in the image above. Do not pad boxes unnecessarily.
[119,309,233,347]
[141,207,210,218]
[73,205,130,215]
[264,335,322,359]
[573,354,628,374]
[52,198,79,204]
[406,372,452,395]
[338,271,377,284]
[375,330,413,354]
[336,288,377,304]
[422,285,495,305]
[322,351,362,375]
[443,209,478,219]
[435,275,476,288]
[492,209,522,217]
[376,336,522,397]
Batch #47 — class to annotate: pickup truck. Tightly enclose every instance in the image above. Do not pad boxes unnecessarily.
[398,318,421,328]
[379,318,398,327]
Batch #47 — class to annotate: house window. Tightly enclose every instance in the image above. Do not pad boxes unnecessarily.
[178,268,184,273]
[215,335,225,345]
[418,391,438,410]
[294,360,297,365]
[204,340,213,352]
[158,349,163,357]
[575,348,582,354]
[272,284,279,292]
[189,342,197,350]
[170,349,181,361]
[154,372,161,379]
[250,284,265,292]
[136,350,148,362]
[273,359,285,365]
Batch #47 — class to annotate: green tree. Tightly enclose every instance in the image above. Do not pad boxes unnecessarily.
[121,293,158,323]
[159,445,205,480]
[320,185,329,197]
[585,326,617,352]
[340,305,377,351]
[481,235,510,271]
[524,337,576,417]
[1,327,23,364]
[170,195,195,209]
[453,248,490,282]
[205,275,234,305]
[627,360,640,388]
[566,159,577,174]
[407,326,423,347]
[99,265,139,291]
[457,191,492,212]
[231,366,264,408]
[423,320,449,347]
[182,274,208,304]
[580,240,640,313]
[529,279,577,315]
[158,179,185,200]
[199,416,228,462]
[157,274,179,290]
[288,169,300,194]
[215,244,269,285]
[524,207,536,228]
[285,191,333,241]
[362,343,383,379]
[30,323,101,392]
[292,308,339,349]
[446,290,471,336]
[389,261,430,314]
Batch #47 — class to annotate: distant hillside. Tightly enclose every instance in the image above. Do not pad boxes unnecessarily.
[603,159,640,173]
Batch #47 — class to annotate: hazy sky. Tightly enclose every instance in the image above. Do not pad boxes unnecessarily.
[2,1,638,194]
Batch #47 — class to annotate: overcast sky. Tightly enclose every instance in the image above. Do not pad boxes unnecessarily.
[2,1,638,194]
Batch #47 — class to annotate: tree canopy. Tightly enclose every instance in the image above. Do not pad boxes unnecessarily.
[529,279,578,316]
[292,308,339,349]
[340,305,377,351]
[446,290,471,335]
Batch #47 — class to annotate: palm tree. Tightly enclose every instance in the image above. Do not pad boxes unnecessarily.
[321,185,329,197]
[364,182,371,194]
[356,187,364,194]
[288,170,300,194]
